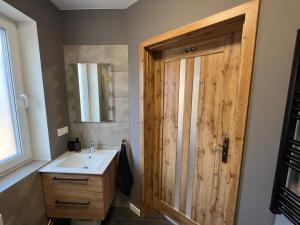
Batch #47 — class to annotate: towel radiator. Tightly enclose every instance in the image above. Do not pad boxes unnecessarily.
[270,29,300,225]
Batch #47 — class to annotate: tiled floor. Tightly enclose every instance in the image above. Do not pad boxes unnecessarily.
[52,207,173,225]
[101,207,173,225]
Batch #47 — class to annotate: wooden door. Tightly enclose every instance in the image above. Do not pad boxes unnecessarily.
[159,31,245,225]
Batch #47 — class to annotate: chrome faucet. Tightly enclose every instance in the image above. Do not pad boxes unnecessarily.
[89,142,95,153]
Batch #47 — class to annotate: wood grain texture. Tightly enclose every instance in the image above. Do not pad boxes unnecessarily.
[155,20,243,53]
[42,173,104,219]
[144,51,155,211]
[103,156,117,215]
[41,173,103,192]
[190,48,228,225]
[161,60,180,206]
[140,48,151,216]
[41,157,117,220]
[153,53,163,210]
[140,50,164,216]
[163,41,225,63]
[190,32,244,225]
[159,201,198,225]
[178,58,194,214]
[139,0,260,222]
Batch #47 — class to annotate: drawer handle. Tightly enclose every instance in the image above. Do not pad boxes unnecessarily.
[55,200,90,207]
[52,177,89,182]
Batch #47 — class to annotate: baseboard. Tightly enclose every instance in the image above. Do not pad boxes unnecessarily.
[129,202,141,217]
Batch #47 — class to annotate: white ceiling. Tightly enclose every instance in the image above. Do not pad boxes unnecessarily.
[50,0,139,10]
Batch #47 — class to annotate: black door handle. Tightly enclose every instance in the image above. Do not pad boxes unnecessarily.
[222,136,230,163]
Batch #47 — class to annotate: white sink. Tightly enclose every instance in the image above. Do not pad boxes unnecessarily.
[56,153,107,169]
[39,150,118,175]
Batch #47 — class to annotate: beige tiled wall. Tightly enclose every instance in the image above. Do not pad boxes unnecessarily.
[63,45,129,150]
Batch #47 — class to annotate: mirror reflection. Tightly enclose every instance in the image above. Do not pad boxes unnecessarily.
[72,63,114,122]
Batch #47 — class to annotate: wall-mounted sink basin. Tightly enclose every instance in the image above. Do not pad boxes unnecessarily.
[39,150,118,175]
[56,153,106,169]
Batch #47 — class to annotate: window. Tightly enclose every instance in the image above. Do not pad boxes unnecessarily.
[0,15,31,174]
[0,28,21,161]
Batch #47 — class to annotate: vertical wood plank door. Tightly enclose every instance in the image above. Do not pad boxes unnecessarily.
[161,60,180,206]
[159,31,246,225]
[140,1,260,223]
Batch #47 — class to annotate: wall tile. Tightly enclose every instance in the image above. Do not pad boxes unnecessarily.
[63,46,78,72]
[77,45,128,72]
[97,144,120,150]
[113,72,128,98]
[82,123,129,147]
[115,98,129,123]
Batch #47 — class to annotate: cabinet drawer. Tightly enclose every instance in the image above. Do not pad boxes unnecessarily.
[41,173,105,219]
[44,191,104,219]
[41,173,103,192]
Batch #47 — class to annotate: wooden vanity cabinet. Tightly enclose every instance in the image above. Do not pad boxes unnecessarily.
[41,157,117,220]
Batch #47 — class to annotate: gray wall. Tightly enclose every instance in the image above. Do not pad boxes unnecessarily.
[125,0,300,225]
[0,172,48,225]
[62,10,127,45]
[237,1,300,224]
[1,0,68,224]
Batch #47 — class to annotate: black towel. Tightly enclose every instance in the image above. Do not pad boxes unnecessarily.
[117,143,134,195]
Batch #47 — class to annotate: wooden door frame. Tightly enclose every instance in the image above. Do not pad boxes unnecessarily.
[139,0,260,220]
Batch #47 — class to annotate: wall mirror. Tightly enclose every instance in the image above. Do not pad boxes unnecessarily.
[70,63,114,122]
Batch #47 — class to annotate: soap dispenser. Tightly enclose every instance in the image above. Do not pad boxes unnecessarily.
[74,138,81,152]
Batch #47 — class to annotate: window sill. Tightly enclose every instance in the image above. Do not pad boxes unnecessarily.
[0,160,49,193]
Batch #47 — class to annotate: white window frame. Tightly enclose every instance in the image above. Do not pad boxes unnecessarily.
[0,15,32,174]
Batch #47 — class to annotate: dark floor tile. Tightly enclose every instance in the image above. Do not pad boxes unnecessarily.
[101,207,173,225]
[105,207,141,220]
[52,218,71,225]
[107,220,172,225]
[143,211,166,221]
